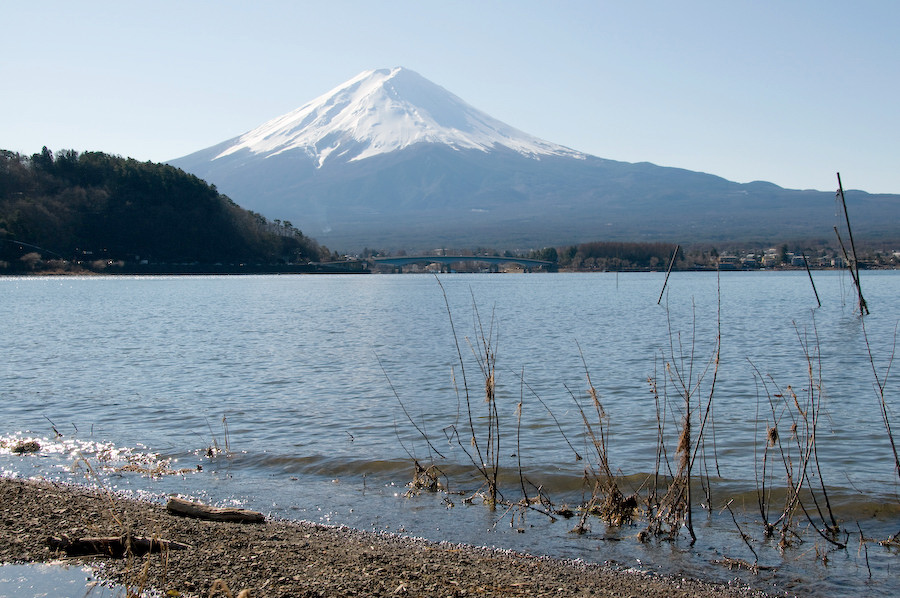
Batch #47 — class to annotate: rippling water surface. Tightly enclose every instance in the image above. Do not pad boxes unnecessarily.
[2,272,900,596]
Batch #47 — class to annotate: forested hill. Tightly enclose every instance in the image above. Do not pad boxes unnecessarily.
[0,148,332,273]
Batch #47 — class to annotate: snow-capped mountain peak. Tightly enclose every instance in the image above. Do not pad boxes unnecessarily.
[214,67,585,166]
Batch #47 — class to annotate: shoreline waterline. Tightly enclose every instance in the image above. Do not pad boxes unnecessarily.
[0,477,771,597]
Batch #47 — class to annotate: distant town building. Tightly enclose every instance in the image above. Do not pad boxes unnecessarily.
[741,255,759,269]
[718,255,741,270]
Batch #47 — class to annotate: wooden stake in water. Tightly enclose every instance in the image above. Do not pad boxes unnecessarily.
[657,245,680,305]
[801,252,821,308]
[836,172,868,315]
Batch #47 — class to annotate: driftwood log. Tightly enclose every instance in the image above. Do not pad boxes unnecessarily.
[166,496,265,523]
[48,534,190,558]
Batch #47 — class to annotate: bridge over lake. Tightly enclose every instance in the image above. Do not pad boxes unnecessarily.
[371,255,556,271]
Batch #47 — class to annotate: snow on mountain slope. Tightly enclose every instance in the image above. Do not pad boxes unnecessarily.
[168,67,900,251]
[213,67,586,167]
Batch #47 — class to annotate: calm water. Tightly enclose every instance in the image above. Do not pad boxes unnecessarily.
[2,272,900,596]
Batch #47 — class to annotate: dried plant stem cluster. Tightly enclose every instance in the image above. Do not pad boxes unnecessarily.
[751,322,845,554]
[389,277,900,574]
[568,346,637,533]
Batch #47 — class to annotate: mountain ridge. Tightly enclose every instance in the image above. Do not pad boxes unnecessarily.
[169,68,900,251]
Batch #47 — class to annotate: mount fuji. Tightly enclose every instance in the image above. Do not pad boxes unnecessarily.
[170,67,899,251]
[210,67,585,167]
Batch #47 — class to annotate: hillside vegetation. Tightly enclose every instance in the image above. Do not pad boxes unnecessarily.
[0,148,331,273]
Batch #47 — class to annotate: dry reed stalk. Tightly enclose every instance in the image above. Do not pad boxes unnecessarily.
[434,276,502,507]
[750,321,846,551]
[515,372,583,462]
[470,292,501,507]
[222,415,230,454]
[785,329,845,548]
[514,374,531,510]
[566,344,637,529]
[204,415,234,458]
[511,393,539,525]
[750,366,777,536]
[378,354,446,461]
[646,296,720,544]
[123,554,151,598]
[724,499,760,566]
[510,369,583,520]
[795,323,840,537]
[760,375,817,549]
[860,318,900,537]
[393,279,559,520]
[645,362,669,535]
[378,353,450,497]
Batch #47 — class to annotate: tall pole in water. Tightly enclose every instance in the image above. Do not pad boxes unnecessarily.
[802,251,821,308]
[657,244,680,305]
[837,172,868,315]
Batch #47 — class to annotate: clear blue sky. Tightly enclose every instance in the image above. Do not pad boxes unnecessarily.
[3,1,897,193]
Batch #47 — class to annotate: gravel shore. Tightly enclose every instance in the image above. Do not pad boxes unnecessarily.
[0,477,771,597]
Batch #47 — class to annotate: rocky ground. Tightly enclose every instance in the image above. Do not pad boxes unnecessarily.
[0,477,773,597]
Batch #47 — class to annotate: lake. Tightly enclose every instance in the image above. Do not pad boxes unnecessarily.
[2,271,899,596]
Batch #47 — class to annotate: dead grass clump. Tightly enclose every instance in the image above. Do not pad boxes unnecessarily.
[12,439,41,454]
[591,488,638,527]
[406,461,445,496]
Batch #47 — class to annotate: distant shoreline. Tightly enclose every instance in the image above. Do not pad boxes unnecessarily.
[3,264,897,277]
[0,263,371,276]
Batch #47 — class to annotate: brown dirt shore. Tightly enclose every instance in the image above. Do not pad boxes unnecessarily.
[0,478,771,597]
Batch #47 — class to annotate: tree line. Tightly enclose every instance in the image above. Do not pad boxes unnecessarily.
[529,242,680,271]
[528,240,900,271]
[0,148,333,272]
